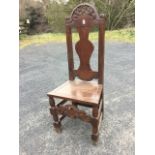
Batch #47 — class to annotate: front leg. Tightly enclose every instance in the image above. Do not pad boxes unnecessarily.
[91,107,99,143]
[49,96,62,132]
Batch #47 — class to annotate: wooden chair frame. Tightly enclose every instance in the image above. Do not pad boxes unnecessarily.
[47,3,106,142]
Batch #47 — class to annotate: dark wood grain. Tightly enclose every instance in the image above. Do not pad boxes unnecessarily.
[47,3,106,143]
[75,18,95,80]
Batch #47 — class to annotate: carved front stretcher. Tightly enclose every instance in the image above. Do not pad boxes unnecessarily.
[47,3,106,143]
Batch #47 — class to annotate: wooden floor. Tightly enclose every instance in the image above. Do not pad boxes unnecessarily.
[47,80,103,104]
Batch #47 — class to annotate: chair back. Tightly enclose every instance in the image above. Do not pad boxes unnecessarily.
[66,3,106,84]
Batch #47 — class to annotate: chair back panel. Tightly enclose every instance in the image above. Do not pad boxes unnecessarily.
[66,3,106,84]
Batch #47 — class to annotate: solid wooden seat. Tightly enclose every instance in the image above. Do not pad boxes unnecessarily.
[47,3,106,143]
[47,80,103,105]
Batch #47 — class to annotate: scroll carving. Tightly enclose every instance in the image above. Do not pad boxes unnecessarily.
[52,105,92,123]
[71,3,99,21]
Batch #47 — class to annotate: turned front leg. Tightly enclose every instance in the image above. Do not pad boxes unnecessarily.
[49,96,61,130]
[91,107,99,142]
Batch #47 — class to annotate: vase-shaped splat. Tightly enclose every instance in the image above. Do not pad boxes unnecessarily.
[75,25,95,80]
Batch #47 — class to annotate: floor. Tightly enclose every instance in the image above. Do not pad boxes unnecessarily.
[19,41,135,155]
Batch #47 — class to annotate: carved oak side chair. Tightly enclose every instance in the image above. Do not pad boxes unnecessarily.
[47,3,106,142]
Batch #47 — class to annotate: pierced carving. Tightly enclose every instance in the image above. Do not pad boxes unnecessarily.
[71,3,99,21]
[54,105,92,123]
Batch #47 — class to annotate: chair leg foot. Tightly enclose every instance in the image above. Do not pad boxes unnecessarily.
[53,122,62,133]
[91,134,99,144]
